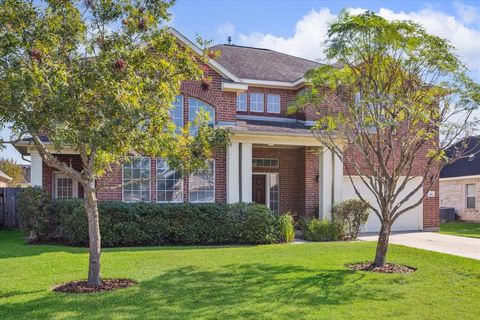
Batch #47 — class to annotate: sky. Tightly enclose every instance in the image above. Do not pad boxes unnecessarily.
[2,0,480,164]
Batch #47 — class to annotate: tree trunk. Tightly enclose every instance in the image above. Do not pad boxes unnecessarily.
[373,221,391,268]
[84,180,102,286]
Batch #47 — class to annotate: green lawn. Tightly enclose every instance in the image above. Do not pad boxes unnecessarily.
[440,222,480,239]
[1,230,479,320]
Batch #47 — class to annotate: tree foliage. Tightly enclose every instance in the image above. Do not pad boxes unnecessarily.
[0,0,230,285]
[292,10,480,267]
[0,158,25,186]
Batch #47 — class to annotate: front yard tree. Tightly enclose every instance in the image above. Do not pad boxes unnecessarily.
[294,11,480,267]
[0,0,229,286]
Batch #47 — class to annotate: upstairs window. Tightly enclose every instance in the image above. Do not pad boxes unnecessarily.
[188,98,215,133]
[171,95,184,128]
[250,93,264,112]
[267,94,280,113]
[123,157,151,202]
[466,184,476,209]
[237,93,247,111]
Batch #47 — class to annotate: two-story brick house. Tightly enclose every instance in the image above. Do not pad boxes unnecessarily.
[14,28,439,232]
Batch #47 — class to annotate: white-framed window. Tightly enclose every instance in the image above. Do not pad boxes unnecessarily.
[171,95,184,128]
[466,184,476,209]
[122,157,151,202]
[237,92,247,111]
[188,98,215,133]
[268,174,279,214]
[267,94,280,113]
[189,159,215,203]
[54,173,78,199]
[156,159,183,203]
[249,93,264,112]
[252,158,279,168]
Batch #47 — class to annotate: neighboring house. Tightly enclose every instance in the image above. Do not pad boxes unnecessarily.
[13,28,439,232]
[440,136,480,220]
[0,170,12,188]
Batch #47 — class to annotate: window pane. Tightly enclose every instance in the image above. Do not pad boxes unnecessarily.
[123,157,151,202]
[188,98,215,134]
[156,159,183,203]
[237,93,247,111]
[466,184,476,197]
[467,197,476,209]
[269,174,279,214]
[189,159,215,203]
[249,93,264,112]
[171,95,184,128]
[267,94,280,113]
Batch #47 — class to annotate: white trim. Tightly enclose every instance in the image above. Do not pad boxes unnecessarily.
[241,143,253,203]
[167,28,243,83]
[440,175,480,181]
[240,78,306,89]
[227,143,240,203]
[222,82,248,92]
[319,148,333,220]
[30,153,43,187]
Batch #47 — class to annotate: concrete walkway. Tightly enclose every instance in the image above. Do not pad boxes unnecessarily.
[358,232,480,260]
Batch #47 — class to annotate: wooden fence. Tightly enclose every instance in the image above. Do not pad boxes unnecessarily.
[0,188,21,228]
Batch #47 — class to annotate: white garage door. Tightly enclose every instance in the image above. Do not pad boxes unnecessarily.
[342,176,424,232]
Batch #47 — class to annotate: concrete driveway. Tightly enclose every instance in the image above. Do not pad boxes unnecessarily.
[359,232,480,260]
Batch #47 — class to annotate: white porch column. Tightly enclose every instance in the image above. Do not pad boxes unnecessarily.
[31,152,43,187]
[226,142,240,203]
[240,143,252,203]
[333,153,343,204]
[318,148,333,220]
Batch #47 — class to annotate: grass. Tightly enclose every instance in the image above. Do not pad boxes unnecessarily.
[0,230,479,320]
[440,222,480,239]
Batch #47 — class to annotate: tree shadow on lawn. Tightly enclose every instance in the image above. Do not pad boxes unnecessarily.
[1,263,404,319]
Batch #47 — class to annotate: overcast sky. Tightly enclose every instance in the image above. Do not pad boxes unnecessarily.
[3,0,480,164]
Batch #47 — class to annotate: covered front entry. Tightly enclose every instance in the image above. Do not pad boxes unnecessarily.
[226,136,343,220]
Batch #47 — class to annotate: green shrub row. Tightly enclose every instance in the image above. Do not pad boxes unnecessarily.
[18,188,283,246]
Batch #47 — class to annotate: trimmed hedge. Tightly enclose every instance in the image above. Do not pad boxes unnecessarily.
[29,199,281,246]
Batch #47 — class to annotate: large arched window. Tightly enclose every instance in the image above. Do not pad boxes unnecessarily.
[188,98,215,133]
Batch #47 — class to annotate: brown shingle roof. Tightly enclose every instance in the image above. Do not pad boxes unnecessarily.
[232,119,313,136]
[210,44,322,82]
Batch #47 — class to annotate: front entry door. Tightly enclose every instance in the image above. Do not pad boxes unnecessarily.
[252,174,266,205]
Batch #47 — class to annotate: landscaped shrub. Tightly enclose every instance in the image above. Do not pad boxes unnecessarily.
[17,187,52,241]
[332,199,370,239]
[22,200,283,246]
[302,218,344,241]
[278,212,295,242]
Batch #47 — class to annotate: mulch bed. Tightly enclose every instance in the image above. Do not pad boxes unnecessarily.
[53,278,137,293]
[347,262,416,274]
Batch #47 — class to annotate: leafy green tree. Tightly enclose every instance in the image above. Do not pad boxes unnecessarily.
[0,0,229,286]
[0,158,25,186]
[293,11,480,267]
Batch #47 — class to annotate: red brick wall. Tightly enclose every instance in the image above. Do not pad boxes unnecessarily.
[250,146,319,219]
[304,147,319,218]
[181,63,237,123]
[42,154,84,199]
